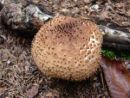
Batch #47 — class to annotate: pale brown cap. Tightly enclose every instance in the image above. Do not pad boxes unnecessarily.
[32,16,103,81]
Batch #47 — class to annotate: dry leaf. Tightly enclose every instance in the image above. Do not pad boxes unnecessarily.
[100,10,110,20]
[42,90,59,98]
[26,84,39,98]
[0,87,6,96]
[127,9,130,16]
[100,57,130,98]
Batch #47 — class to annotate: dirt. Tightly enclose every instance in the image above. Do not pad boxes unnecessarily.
[0,0,130,98]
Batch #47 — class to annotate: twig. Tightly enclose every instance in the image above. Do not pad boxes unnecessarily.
[0,2,130,51]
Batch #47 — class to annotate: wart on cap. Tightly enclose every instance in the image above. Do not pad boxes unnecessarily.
[31,16,103,81]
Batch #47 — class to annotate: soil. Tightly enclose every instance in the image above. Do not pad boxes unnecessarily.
[0,0,130,98]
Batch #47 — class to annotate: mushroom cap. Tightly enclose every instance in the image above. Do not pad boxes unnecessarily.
[32,16,102,81]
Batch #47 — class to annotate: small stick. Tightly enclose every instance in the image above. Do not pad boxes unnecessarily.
[0,2,130,51]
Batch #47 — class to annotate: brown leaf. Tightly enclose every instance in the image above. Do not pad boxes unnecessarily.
[26,84,39,98]
[0,86,6,96]
[100,10,110,20]
[100,57,130,98]
[127,9,130,17]
[42,90,59,98]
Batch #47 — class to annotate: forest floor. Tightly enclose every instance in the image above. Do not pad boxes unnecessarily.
[0,0,130,98]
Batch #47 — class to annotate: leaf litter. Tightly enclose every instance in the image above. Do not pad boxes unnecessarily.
[101,57,130,98]
[0,0,130,98]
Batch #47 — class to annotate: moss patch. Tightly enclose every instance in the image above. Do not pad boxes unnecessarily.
[102,48,130,60]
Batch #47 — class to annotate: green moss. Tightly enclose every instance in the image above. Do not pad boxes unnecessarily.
[102,48,130,60]
[102,49,116,60]
[121,53,130,60]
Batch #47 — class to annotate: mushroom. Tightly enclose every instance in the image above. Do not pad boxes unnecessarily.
[31,16,103,81]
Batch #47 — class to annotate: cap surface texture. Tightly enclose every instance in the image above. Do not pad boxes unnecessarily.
[32,16,102,81]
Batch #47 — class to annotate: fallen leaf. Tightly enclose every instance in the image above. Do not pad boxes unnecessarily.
[26,84,39,98]
[84,0,91,4]
[100,10,110,20]
[42,90,59,98]
[100,57,130,98]
[125,61,130,70]
[0,86,6,96]
[127,9,130,16]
